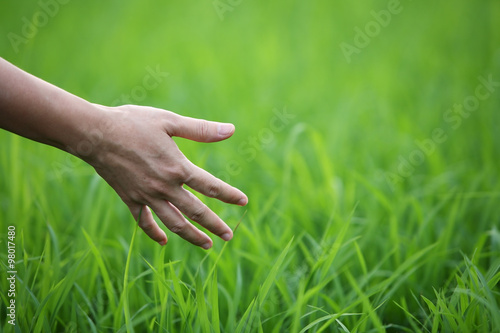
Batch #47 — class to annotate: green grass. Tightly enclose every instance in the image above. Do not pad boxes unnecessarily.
[1,0,500,332]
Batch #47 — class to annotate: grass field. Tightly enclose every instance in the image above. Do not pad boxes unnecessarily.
[1,0,500,332]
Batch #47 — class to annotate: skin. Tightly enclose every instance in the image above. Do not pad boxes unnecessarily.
[0,57,248,249]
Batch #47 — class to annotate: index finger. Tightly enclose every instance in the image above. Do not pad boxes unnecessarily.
[185,163,248,206]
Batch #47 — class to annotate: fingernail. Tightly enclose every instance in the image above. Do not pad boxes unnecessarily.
[158,239,167,246]
[201,243,212,250]
[221,233,232,241]
[218,123,234,136]
[238,197,248,206]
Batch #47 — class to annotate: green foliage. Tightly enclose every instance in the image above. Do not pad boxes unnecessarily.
[1,0,499,332]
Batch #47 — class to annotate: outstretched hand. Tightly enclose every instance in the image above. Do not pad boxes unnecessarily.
[0,58,246,249]
[87,105,248,249]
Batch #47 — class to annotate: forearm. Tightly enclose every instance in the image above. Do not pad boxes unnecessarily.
[0,57,103,156]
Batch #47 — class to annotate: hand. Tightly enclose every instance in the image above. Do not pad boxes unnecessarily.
[0,59,246,249]
[87,105,248,249]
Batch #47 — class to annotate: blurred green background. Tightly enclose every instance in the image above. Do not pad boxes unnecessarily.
[1,0,500,332]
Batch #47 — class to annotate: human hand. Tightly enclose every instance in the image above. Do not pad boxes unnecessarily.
[86,105,248,249]
[0,58,246,249]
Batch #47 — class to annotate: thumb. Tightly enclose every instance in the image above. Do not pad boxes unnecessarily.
[168,113,235,142]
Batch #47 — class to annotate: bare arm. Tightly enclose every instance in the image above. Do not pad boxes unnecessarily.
[0,57,248,249]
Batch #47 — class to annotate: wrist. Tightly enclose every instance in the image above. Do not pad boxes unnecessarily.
[62,103,112,164]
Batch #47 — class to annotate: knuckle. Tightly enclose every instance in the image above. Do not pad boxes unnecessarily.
[138,219,154,232]
[198,120,210,138]
[206,180,222,198]
[166,163,190,183]
[169,222,187,235]
[126,191,144,205]
[188,205,207,221]
[148,179,167,197]
[123,197,136,207]
[163,111,179,131]
[117,104,135,111]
